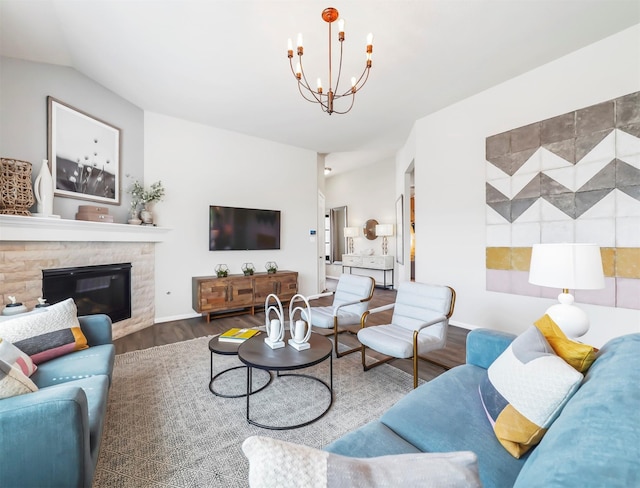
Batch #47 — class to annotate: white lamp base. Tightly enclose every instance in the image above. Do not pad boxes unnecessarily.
[288,339,310,351]
[264,338,285,349]
[545,292,590,339]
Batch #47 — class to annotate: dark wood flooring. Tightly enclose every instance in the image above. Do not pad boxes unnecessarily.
[114,288,469,382]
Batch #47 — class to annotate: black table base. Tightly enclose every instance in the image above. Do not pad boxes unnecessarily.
[245,365,333,430]
[209,364,273,398]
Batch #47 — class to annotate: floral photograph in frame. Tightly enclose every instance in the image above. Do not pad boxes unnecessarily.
[47,96,121,205]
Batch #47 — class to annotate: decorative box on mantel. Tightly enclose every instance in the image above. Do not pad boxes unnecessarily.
[0,214,170,243]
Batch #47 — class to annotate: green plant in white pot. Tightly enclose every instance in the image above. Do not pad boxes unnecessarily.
[127,180,165,225]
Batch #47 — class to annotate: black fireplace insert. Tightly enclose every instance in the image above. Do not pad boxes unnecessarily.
[42,263,132,323]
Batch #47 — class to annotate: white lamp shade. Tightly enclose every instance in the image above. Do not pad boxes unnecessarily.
[344,227,360,238]
[528,243,604,290]
[375,224,393,236]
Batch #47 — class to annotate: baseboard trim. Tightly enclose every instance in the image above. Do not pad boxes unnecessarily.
[155,312,201,324]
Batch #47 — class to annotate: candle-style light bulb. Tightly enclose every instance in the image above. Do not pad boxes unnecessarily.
[287,38,292,51]
[366,33,374,46]
[351,76,357,93]
[295,62,302,77]
[297,33,303,48]
[338,18,345,33]
[317,78,323,94]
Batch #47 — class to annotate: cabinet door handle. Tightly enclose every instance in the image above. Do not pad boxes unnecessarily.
[227,285,232,302]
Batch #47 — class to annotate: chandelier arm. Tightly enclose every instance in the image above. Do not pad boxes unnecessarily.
[337,68,369,98]
[294,57,331,110]
[298,61,320,102]
[289,57,301,79]
[350,66,371,94]
[297,81,326,106]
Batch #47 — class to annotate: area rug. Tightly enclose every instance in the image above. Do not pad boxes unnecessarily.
[93,336,419,487]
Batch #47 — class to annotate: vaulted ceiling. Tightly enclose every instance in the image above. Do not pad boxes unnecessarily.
[1,0,638,175]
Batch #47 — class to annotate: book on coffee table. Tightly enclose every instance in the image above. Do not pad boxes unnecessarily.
[218,328,260,343]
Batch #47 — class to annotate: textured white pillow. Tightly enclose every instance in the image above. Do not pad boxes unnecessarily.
[242,436,481,488]
[0,337,37,376]
[0,358,38,399]
[0,298,88,364]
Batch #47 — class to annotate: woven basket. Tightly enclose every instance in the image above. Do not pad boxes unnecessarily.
[0,158,35,215]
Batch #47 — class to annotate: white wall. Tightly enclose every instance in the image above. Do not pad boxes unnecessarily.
[399,25,640,347]
[144,112,319,322]
[324,158,396,280]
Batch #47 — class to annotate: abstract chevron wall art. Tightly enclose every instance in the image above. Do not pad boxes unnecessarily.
[485,92,639,310]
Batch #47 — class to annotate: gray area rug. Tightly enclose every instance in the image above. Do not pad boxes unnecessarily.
[93,336,418,487]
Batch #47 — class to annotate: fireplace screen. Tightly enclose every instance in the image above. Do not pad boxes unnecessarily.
[42,263,132,323]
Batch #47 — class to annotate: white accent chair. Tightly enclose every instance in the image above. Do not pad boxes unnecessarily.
[302,274,375,358]
[357,281,456,388]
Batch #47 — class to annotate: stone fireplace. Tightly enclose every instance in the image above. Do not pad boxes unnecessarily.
[0,215,168,339]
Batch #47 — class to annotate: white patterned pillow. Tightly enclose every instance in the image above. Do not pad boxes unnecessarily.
[479,326,584,458]
[0,356,38,399]
[0,298,88,364]
[242,436,481,488]
[0,337,37,376]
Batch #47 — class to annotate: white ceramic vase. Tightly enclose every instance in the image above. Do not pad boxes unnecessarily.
[140,203,154,224]
[34,159,54,216]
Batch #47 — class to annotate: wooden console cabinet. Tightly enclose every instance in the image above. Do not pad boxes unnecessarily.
[192,271,298,321]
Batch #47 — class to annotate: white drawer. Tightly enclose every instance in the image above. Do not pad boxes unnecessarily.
[342,254,363,266]
[344,254,393,269]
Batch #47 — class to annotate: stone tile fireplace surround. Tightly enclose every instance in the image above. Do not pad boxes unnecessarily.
[0,215,169,339]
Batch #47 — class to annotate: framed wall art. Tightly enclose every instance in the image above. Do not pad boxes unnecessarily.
[396,194,404,264]
[47,96,121,205]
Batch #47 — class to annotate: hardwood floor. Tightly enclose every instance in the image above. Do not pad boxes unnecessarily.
[114,287,469,382]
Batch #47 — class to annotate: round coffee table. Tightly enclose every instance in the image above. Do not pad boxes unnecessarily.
[208,335,272,398]
[237,332,333,430]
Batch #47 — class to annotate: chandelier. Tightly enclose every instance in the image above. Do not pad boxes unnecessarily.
[288,7,373,115]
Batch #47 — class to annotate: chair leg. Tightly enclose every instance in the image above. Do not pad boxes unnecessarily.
[361,344,395,371]
[334,326,361,358]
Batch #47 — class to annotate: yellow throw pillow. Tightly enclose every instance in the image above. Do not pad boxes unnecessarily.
[534,314,598,373]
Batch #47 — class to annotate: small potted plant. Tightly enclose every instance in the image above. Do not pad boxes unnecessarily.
[265,261,278,274]
[127,180,165,225]
[242,263,255,276]
[215,264,229,278]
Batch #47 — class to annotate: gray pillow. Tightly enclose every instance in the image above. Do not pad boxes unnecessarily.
[242,435,481,488]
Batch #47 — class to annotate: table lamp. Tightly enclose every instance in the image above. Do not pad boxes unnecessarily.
[528,243,605,338]
[375,224,393,255]
[344,227,360,254]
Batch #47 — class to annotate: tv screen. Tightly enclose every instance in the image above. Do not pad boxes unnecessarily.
[209,206,281,251]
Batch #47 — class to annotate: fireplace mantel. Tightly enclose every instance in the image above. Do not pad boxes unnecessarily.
[0,214,170,242]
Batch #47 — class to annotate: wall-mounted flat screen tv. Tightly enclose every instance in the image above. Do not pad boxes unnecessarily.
[209,206,281,251]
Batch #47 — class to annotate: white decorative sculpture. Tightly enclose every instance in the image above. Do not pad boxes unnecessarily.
[33,159,56,217]
[264,294,285,349]
[288,293,312,351]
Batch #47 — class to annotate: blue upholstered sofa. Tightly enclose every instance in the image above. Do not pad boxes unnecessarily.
[0,314,115,488]
[325,329,640,487]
